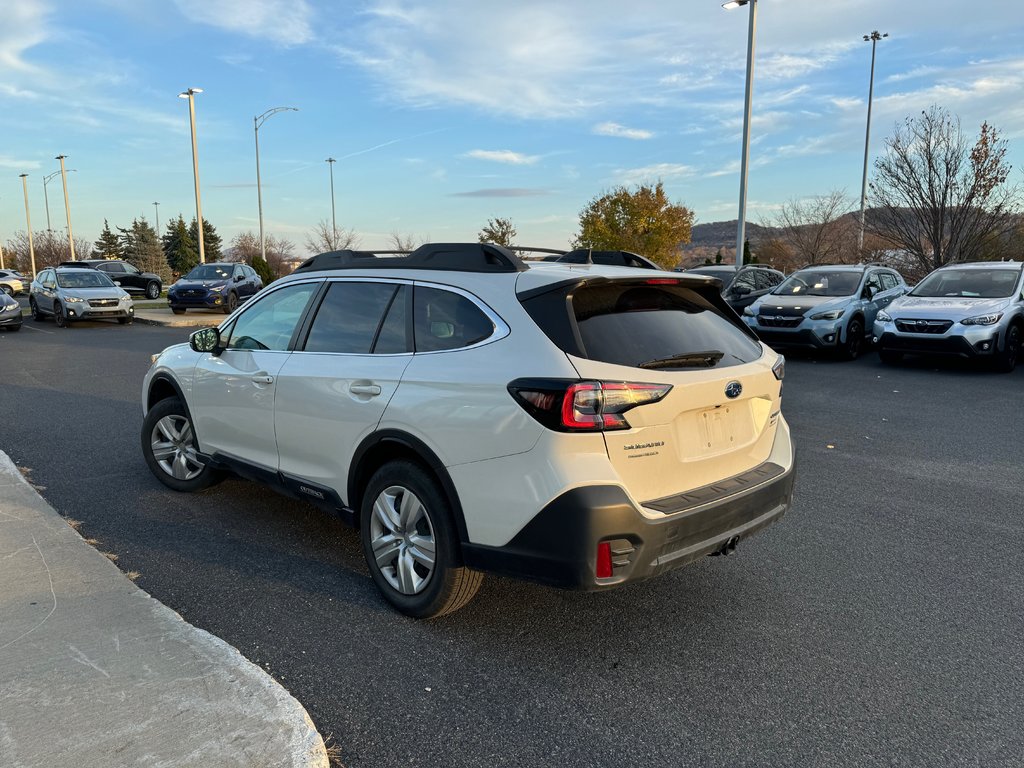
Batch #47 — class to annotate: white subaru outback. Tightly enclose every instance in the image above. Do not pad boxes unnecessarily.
[141,243,795,617]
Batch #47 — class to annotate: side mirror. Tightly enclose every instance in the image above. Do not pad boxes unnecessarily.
[114,281,121,286]
[235,274,244,282]
[864,285,878,299]
[732,284,752,296]
[189,327,222,354]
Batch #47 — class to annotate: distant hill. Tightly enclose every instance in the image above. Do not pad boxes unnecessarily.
[689,220,779,249]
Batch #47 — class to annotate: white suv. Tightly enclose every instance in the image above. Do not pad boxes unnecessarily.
[141,244,796,617]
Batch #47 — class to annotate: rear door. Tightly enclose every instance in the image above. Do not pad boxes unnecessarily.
[561,280,781,505]
[273,279,413,503]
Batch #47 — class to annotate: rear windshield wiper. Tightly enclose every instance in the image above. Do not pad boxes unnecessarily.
[637,351,724,369]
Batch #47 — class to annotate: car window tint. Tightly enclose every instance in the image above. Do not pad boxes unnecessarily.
[98,262,118,272]
[373,286,409,354]
[413,286,494,353]
[124,263,140,274]
[879,273,896,290]
[732,270,756,290]
[865,273,882,292]
[225,282,318,352]
[233,265,244,278]
[304,281,398,354]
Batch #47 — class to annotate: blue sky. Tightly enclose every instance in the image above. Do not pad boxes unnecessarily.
[2,0,1022,254]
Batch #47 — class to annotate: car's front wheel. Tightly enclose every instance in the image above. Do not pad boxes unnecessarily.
[360,461,482,618]
[141,397,223,492]
[30,298,44,322]
[223,291,238,314]
[53,302,69,328]
[145,282,160,299]
[994,324,1020,373]
[837,318,863,360]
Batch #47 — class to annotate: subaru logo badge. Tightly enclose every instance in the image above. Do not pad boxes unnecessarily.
[725,381,742,399]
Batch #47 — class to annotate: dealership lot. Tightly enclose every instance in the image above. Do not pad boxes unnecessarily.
[1,323,1022,767]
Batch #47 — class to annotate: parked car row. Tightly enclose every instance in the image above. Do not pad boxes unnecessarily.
[0,269,32,296]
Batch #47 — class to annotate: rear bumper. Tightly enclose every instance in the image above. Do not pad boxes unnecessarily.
[461,453,796,590]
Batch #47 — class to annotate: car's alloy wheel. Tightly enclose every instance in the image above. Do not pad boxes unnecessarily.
[145,282,160,299]
[839,319,863,360]
[53,302,68,328]
[995,324,1020,373]
[360,460,482,618]
[140,397,223,492]
[30,298,44,322]
[224,292,238,314]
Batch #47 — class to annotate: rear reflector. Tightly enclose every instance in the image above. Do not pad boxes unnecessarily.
[596,542,613,578]
[508,378,672,432]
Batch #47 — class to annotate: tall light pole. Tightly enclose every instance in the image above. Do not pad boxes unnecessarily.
[325,157,337,238]
[19,174,37,277]
[254,106,298,264]
[723,0,758,270]
[55,155,76,260]
[178,87,206,263]
[43,169,76,233]
[153,201,160,233]
[858,30,888,252]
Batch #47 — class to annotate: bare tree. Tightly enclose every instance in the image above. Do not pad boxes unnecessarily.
[304,219,361,255]
[763,190,856,267]
[3,231,92,273]
[477,217,517,248]
[264,235,298,278]
[388,232,427,252]
[868,106,1021,273]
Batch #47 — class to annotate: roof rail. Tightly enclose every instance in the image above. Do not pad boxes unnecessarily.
[293,242,529,274]
[556,249,659,270]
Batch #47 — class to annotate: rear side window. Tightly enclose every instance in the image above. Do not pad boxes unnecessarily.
[414,286,494,352]
[571,284,762,369]
[304,281,400,354]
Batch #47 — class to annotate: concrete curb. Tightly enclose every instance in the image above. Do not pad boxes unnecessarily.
[132,309,223,328]
[0,450,329,768]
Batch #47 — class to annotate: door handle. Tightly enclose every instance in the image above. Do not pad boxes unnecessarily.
[350,383,382,396]
[251,374,274,385]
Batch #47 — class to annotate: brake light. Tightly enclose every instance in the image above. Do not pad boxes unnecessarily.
[644,278,679,285]
[508,378,672,432]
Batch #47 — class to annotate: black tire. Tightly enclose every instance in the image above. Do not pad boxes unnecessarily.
[837,318,863,361]
[53,302,69,328]
[878,348,903,365]
[141,397,223,492]
[994,324,1020,373]
[360,460,482,618]
[118,315,133,325]
[145,282,160,299]
[223,291,238,314]
[171,307,186,315]
[30,298,44,322]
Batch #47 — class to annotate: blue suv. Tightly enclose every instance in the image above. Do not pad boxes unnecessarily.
[742,264,907,359]
[167,262,263,314]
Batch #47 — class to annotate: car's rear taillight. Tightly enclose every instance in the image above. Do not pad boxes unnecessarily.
[508,378,671,432]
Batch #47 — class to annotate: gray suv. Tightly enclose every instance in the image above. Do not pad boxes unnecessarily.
[873,262,1023,372]
[684,265,786,312]
[742,264,907,359]
[29,267,135,327]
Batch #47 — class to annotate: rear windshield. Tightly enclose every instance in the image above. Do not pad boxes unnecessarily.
[56,271,115,289]
[570,284,761,369]
[773,270,860,297]
[687,268,735,287]
[910,268,1020,299]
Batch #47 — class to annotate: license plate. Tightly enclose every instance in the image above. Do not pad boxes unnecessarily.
[699,406,736,452]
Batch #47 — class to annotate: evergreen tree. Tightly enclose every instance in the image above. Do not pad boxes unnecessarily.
[94,219,122,259]
[714,249,723,264]
[189,217,223,261]
[163,215,199,276]
[119,218,169,280]
[742,239,757,265]
[252,254,274,285]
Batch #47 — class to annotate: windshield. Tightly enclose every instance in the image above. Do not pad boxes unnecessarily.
[687,268,735,288]
[773,270,860,297]
[56,271,116,289]
[185,265,231,280]
[910,268,1020,299]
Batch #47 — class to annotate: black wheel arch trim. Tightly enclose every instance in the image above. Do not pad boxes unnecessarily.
[349,430,469,544]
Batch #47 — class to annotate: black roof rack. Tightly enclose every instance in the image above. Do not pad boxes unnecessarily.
[556,249,659,270]
[293,242,529,274]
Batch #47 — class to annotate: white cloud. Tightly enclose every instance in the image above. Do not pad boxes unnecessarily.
[616,163,695,185]
[173,0,314,45]
[0,155,42,170]
[593,122,653,140]
[464,149,540,165]
[0,0,48,72]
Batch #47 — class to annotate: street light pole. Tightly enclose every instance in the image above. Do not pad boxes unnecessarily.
[723,0,758,271]
[43,169,75,233]
[326,157,337,238]
[55,155,76,260]
[153,201,160,233]
[858,31,887,252]
[19,174,37,277]
[254,106,298,264]
[178,87,205,263]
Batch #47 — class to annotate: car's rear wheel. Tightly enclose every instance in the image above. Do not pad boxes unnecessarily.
[145,282,160,299]
[837,318,863,360]
[53,302,69,328]
[30,298,44,322]
[878,348,903,365]
[141,397,223,492]
[360,460,482,618]
[994,324,1020,373]
[223,292,238,314]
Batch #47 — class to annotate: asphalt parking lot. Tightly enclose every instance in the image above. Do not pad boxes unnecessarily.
[1,321,1022,767]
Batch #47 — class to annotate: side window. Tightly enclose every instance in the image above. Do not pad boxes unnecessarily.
[233,265,244,279]
[732,270,756,291]
[753,271,774,291]
[879,273,897,291]
[304,281,401,354]
[102,262,125,273]
[769,271,784,286]
[225,282,318,352]
[414,286,495,353]
[865,272,883,294]
[123,263,140,274]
